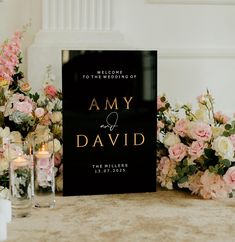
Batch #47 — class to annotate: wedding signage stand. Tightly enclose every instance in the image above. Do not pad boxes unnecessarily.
[62,50,157,195]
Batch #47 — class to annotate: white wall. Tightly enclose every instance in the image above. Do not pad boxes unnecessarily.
[113,0,235,115]
[1,0,235,115]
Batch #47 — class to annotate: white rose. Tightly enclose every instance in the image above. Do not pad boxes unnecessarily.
[55,174,63,192]
[48,138,61,153]
[211,126,224,139]
[0,159,9,172]
[0,187,9,199]
[163,133,180,147]
[3,143,22,160]
[50,112,62,123]
[0,127,10,138]
[34,125,51,144]
[212,136,234,160]
[195,108,209,122]
[9,131,22,143]
[35,108,45,118]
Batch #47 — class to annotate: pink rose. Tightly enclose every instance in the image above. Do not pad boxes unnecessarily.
[214,111,229,124]
[158,156,170,174]
[223,167,235,188]
[188,141,204,159]
[44,85,57,99]
[190,122,212,142]
[200,170,229,199]
[197,95,206,104]
[14,101,33,114]
[20,82,31,92]
[229,134,235,148]
[35,108,45,118]
[157,96,165,110]
[173,119,188,137]
[40,113,51,126]
[54,152,62,167]
[169,143,187,162]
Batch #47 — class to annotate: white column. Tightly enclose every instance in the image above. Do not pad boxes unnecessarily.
[90,0,96,31]
[42,0,49,30]
[57,0,65,31]
[41,0,113,32]
[65,0,72,30]
[97,0,104,31]
[81,0,88,30]
[73,0,80,30]
[50,0,57,30]
[104,0,111,31]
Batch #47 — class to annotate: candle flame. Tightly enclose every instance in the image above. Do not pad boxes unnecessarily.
[41,144,45,151]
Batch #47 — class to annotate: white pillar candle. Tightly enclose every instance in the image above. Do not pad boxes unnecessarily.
[0,214,7,241]
[0,199,12,223]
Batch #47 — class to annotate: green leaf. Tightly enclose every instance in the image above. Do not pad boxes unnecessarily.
[204,148,215,159]
[182,166,189,174]
[223,131,230,137]
[188,165,197,175]
[219,159,231,168]
[218,168,224,175]
[178,176,188,184]
[225,124,232,130]
[183,159,188,166]
[176,166,181,174]
[209,166,214,173]
[214,164,219,173]
[230,128,235,135]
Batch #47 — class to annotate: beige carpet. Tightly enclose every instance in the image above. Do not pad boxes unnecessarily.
[6,189,235,242]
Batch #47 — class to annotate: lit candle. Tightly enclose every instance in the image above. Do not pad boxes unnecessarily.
[0,214,7,241]
[36,145,50,168]
[0,199,11,223]
[13,155,28,167]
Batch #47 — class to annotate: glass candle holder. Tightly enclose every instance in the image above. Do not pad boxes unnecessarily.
[33,133,55,208]
[9,141,32,218]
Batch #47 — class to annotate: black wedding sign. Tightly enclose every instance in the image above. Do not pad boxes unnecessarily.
[62,50,157,196]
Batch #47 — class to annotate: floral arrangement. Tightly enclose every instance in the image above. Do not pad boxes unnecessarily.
[157,90,235,199]
[0,29,63,196]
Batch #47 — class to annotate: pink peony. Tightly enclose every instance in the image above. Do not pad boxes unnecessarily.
[190,122,212,142]
[223,167,235,188]
[173,119,188,137]
[14,101,33,114]
[44,85,57,99]
[188,141,205,160]
[169,143,187,162]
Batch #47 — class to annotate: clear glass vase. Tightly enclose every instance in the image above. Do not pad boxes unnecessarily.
[9,139,32,217]
[32,132,55,208]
